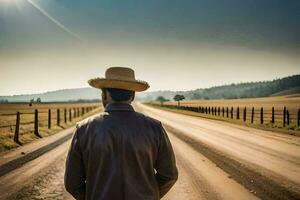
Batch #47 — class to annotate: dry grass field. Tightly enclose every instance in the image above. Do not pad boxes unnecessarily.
[164,95,299,109]
[150,95,300,133]
[0,102,103,152]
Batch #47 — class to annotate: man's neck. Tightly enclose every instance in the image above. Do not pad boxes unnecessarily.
[110,100,132,104]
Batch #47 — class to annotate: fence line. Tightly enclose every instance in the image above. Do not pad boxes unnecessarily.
[0,106,98,145]
[158,104,300,128]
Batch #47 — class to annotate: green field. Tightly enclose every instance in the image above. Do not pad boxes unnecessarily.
[0,102,103,152]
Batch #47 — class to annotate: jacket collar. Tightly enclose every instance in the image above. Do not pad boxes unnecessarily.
[104,103,135,112]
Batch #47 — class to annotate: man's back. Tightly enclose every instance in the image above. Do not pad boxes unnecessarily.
[64,103,178,200]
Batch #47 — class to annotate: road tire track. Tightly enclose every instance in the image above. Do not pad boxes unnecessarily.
[6,150,72,200]
[0,132,73,177]
[164,124,300,200]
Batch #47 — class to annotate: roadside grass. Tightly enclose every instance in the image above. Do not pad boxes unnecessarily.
[146,103,300,136]
[0,103,103,153]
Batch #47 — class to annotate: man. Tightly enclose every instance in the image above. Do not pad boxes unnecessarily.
[64,67,178,200]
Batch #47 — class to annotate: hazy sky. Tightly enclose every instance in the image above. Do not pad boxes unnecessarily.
[0,0,300,95]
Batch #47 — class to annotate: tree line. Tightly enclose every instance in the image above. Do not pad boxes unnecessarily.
[155,74,300,101]
[191,74,300,100]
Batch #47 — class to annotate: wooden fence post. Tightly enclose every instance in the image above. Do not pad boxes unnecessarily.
[243,107,246,122]
[57,109,60,126]
[64,109,67,123]
[69,109,72,122]
[222,107,224,117]
[218,107,220,116]
[14,112,21,145]
[231,107,233,119]
[271,107,275,124]
[283,107,286,127]
[34,109,41,138]
[298,109,300,127]
[209,107,211,114]
[226,107,229,118]
[48,109,51,129]
[237,107,240,120]
[73,108,76,118]
[287,110,290,126]
[260,107,264,124]
[251,107,254,124]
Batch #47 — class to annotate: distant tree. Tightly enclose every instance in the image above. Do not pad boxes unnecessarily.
[29,98,35,106]
[36,97,42,103]
[156,96,168,106]
[0,99,8,104]
[173,94,185,107]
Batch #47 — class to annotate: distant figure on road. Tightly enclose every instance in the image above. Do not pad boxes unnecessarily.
[64,67,178,200]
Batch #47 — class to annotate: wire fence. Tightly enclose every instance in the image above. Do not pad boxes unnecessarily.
[0,106,98,145]
[154,104,300,128]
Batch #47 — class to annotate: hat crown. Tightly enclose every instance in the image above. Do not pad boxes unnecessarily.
[105,67,135,81]
[88,66,149,92]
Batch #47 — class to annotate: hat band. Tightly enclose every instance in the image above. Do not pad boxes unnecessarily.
[105,75,136,82]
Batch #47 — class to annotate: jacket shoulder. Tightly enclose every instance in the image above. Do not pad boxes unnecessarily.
[75,114,106,135]
[135,112,162,127]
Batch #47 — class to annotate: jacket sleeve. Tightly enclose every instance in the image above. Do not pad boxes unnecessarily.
[64,126,86,200]
[155,123,178,198]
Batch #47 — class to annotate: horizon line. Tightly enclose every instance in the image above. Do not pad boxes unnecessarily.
[0,73,298,97]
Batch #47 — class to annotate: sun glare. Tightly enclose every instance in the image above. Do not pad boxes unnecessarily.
[0,0,16,4]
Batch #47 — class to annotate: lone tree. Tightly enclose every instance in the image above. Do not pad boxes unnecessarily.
[173,94,185,107]
[36,97,42,103]
[156,96,168,106]
[29,98,35,106]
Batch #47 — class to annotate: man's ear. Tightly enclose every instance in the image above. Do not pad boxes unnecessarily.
[101,89,107,100]
[131,92,135,101]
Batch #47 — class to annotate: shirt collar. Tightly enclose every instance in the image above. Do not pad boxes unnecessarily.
[104,103,135,112]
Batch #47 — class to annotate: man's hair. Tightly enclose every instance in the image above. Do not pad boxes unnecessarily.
[105,88,135,102]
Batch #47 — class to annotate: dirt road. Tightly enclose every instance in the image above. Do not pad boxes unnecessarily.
[136,103,300,200]
[0,103,299,199]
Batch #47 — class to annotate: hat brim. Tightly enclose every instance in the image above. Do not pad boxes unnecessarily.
[88,78,150,92]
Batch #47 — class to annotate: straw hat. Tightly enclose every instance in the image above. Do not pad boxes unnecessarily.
[88,67,150,92]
